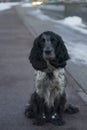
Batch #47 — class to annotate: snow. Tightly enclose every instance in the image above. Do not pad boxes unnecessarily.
[59,16,87,34]
[66,42,87,64]
[0,2,19,11]
[0,2,33,11]
[61,16,85,27]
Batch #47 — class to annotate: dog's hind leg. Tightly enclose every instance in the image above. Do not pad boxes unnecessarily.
[64,104,79,114]
[33,94,47,126]
[24,92,39,119]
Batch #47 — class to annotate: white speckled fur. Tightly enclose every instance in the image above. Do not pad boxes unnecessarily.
[34,68,65,107]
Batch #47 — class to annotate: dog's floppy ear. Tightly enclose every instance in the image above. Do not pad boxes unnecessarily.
[29,37,47,71]
[55,35,70,64]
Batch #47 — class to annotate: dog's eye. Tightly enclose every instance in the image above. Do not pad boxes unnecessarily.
[41,38,45,43]
[39,38,45,48]
[51,38,55,42]
[51,38,57,46]
[51,37,57,43]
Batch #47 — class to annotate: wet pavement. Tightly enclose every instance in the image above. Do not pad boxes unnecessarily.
[0,7,87,130]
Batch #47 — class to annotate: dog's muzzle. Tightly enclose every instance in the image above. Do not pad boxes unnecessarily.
[43,48,55,60]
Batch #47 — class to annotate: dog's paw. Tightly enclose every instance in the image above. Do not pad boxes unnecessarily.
[50,113,65,126]
[65,104,79,114]
[25,110,34,119]
[24,105,34,119]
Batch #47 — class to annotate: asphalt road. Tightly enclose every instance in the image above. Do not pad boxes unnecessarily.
[0,6,87,130]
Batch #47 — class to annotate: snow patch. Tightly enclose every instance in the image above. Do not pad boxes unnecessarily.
[61,16,85,27]
[0,2,19,11]
[66,42,87,64]
[59,16,87,34]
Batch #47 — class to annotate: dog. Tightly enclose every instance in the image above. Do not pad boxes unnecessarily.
[25,31,79,126]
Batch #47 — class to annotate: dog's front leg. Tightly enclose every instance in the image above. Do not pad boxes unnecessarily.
[50,113,65,126]
[33,96,47,126]
[50,95,66,126]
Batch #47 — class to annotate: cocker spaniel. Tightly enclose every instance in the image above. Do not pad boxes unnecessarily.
[25,31,79,126]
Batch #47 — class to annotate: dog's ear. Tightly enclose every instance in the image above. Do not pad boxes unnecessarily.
[55,35,70,64]
[29,37,47,71]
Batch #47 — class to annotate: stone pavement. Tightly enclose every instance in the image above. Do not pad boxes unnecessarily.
[0,7,87,130]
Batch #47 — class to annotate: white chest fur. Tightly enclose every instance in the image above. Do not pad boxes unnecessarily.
[34,69,65,107]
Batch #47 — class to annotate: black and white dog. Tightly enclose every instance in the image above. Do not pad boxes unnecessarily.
[25,31,79,126]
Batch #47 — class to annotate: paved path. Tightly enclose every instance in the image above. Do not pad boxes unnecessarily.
[0,7,87,130]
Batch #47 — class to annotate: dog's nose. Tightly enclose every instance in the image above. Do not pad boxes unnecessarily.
[45,50,51,55]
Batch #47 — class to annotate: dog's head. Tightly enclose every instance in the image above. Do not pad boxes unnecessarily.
[29,31,70,71]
